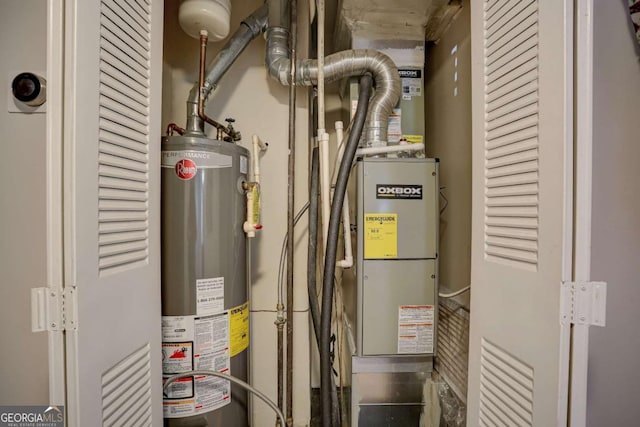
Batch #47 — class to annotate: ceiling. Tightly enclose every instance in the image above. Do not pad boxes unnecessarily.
[333,0,462,50]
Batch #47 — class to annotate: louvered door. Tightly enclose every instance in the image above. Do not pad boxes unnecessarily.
[467,0,573,425]
[62,0,163,425]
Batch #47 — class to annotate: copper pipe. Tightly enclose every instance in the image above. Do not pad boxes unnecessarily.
[197,31,235,139]
[166,123,185,136]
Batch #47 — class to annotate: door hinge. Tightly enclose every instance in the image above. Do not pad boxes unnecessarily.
[31,286,78,332]
[560,281,607,327]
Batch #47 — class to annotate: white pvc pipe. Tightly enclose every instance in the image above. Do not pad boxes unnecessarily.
[252,133,268,183]
[331,121,345,186]
[244,134,268,237]
[317,0,325,132]
[355,142,425,157]
[333,122,353,268]
[319,132,331,251]
[316,0,327,250]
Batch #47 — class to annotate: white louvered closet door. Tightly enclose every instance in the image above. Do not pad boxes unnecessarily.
[62,0,163,425]
[467,0,573,426]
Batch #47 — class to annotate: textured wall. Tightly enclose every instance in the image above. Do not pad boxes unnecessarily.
[424,1,472,308]
[587,1,640,426]
[0,0,49,406]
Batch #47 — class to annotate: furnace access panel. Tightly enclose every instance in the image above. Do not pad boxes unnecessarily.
[356,158,439,356]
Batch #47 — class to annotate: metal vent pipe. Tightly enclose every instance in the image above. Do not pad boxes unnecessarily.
[265,1,400,146]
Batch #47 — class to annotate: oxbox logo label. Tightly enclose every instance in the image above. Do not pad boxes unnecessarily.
[175,158,197,180]
[376,184,423,200]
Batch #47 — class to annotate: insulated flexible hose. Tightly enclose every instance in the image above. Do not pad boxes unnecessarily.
[308,146,341,426]
[320,74,373,426]
[308,147,321,341]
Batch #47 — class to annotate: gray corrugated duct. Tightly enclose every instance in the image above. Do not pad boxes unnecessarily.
[265,9,400,145]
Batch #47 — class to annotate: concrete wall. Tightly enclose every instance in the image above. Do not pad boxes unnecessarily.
[424,1,471,306]
[162,1,311,424]
[0,1,49,405]
[587,1,640,426]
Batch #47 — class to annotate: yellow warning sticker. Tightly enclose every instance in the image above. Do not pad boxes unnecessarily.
[402,134,424,144]
[251,185,260,224]
[229,302,249,357]
[364,213,398,259]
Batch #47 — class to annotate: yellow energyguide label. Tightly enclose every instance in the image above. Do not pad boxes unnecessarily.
[364,213,398,259]
[229,301,249,357]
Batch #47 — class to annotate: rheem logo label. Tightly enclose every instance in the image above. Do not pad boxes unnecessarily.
[175,159,197,180]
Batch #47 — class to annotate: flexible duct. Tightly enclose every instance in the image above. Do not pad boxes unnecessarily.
[265,5,400,146]
[185,4,268,135]
[321,74,373,427]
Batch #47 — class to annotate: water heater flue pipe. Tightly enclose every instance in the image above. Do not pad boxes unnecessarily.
[185,4,269,136]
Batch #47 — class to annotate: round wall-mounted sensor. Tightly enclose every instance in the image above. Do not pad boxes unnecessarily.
[12,72,47,107]
[179,0,231,41]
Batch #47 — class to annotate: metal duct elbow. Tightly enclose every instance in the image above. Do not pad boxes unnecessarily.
[301,50,400,146]
[265,27,294,85]
[264,34,400,145]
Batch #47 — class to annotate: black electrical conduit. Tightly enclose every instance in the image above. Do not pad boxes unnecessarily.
[320,74,373,427]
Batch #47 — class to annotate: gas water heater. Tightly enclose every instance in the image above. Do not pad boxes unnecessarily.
[161,135,250,426]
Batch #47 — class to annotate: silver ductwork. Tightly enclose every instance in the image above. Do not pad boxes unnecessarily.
[265,0,400,146]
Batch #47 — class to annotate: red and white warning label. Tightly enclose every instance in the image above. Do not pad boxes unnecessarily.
[162,313,231,418]
[398,305,434,354]
[163,342,194,374]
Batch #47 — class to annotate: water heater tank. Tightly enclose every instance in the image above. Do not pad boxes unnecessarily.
[179,0,231,41]
[161,135,250,427]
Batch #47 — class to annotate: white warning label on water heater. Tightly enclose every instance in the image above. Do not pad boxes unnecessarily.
[398,305,434,354]
[163,313,231,418]
[196,277,225,316]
